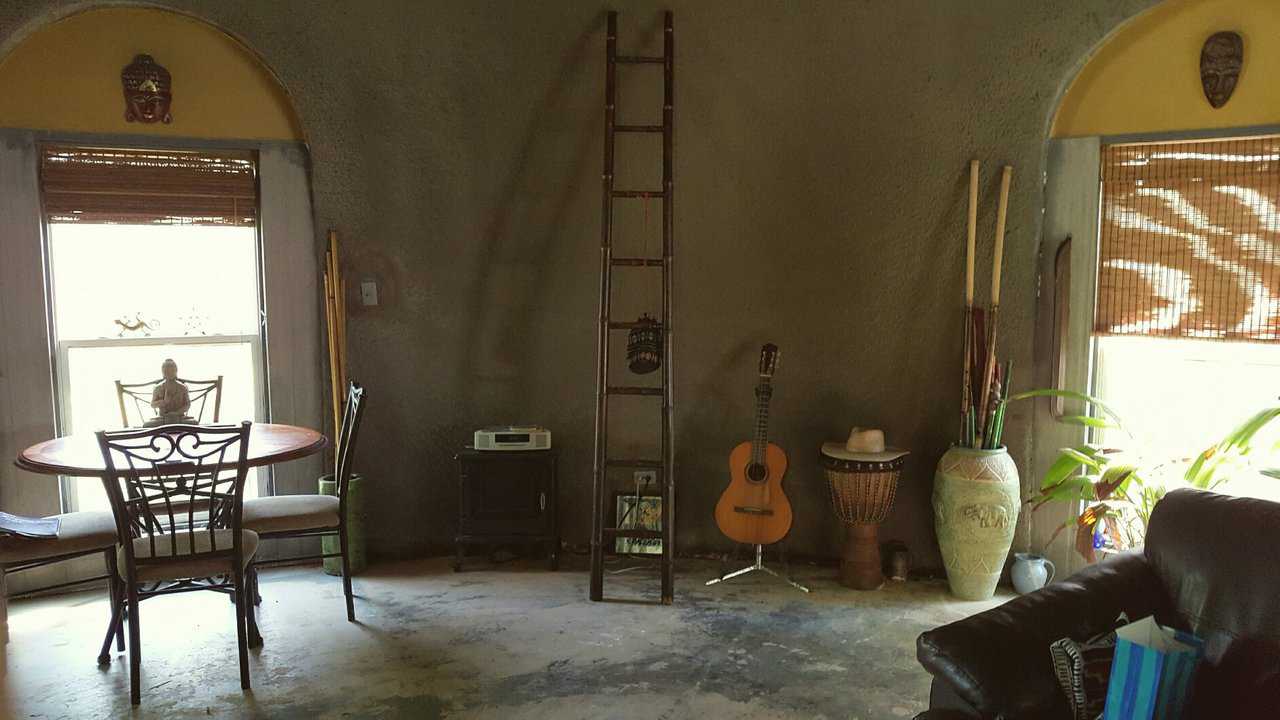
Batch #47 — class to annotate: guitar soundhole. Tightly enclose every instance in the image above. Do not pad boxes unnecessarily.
[746,462,767,483]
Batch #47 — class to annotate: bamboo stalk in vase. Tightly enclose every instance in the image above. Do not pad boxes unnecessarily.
[959,160,979,445]
[976,165,1013,444]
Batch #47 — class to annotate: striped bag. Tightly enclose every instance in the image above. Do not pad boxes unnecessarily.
[1102,616,1204,720]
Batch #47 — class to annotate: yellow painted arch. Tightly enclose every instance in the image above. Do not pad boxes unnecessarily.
[0,6,303,141]
[1052,0,1280,138]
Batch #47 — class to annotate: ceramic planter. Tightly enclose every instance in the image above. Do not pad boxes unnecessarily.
[933,446,1020,600]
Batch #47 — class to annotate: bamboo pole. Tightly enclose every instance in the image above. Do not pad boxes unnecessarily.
[965,160,979,306]
[976,166,1013,447]
[323,268,341,442]
[960,160,979,445]
[990,166,1012,306]
[324,228,348,461]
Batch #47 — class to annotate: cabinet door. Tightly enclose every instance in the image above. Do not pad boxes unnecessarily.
[462,456,548,536]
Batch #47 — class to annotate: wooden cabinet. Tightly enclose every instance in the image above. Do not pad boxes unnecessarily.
[453,448,558,571]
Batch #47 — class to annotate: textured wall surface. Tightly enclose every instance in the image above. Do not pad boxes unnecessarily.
[0,0,1158,569]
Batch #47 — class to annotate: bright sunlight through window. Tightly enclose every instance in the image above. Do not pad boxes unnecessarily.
[48,223,266,512]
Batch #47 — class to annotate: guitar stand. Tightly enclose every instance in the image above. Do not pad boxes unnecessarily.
[705,543,810,593]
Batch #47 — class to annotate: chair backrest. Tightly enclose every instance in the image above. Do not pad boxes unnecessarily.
[96,422,251,573]
[335,381,367,513]
[115,376,224,427]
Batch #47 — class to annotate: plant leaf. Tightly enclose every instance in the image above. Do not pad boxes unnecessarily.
[1060,447,1103,470]
[1040,452,1089,490]
[1096,464,1138,502]
[1060,415,1118,430]
[1007,389,1124,426]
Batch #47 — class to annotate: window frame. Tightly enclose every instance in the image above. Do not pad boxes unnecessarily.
[1039,123,1280,574]
[34,140,273,513]
[0,128,321,588]
[52,333,268,512]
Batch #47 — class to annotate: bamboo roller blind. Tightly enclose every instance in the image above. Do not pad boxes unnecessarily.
[1097,137,1280,342]
[41,146,257,226]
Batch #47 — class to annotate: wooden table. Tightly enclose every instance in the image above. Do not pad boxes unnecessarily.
[15,423,327,477]
[5,423,327,643]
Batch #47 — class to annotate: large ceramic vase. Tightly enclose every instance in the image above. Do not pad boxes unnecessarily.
[933,446,1020,600]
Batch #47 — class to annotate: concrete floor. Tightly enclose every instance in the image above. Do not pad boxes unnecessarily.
[0,556,1007,719]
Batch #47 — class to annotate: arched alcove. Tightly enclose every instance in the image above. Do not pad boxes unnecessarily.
[1052,0,1280,138]
[0,6,303,140]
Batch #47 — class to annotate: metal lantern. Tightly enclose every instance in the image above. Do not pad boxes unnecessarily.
[820,443,909,590]
[626,314,662,374]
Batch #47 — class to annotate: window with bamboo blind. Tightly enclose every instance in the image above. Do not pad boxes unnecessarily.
[40,146,256,226]
[1096,137,1280,342]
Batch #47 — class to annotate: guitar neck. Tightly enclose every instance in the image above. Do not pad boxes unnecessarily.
[751,379,772,464]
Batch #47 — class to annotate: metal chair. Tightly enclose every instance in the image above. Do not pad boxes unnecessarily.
[115,375,223,427]
[243,381,365,621]
[0,511,124,662]
[96,421,259,706]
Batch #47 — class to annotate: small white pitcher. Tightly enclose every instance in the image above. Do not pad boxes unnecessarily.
[1011,553,1056,595]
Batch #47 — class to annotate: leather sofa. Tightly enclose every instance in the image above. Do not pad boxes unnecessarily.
[914,488,1280,719]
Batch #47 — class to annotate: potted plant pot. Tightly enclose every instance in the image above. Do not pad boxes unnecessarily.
[933,445,1020,600]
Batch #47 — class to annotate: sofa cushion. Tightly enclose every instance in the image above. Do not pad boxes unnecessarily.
[0,511,117,564]
[242,494,339,535]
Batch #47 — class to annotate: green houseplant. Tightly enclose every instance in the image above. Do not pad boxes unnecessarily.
[995,389,1280,561]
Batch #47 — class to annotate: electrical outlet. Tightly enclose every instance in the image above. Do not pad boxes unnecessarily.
[633,470,657,486]
[360,280,379,306]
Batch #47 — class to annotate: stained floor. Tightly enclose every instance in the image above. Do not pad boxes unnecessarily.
[0,557,1006,719]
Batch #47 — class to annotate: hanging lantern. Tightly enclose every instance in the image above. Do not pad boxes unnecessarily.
[626,314,662,374]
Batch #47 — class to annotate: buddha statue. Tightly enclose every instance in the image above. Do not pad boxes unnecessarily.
[146,358,194,427]
[121,54,173,124]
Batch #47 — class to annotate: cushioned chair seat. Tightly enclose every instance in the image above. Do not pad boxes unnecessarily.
[119,529,258,582]
[0,511,118,564]
[242,495,339,535]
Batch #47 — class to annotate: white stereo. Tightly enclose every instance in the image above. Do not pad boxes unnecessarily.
[473,426,551,451]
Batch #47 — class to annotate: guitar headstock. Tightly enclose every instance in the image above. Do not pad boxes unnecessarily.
[758,343,780,379]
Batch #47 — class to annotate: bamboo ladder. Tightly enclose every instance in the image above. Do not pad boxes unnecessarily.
[589,10,676,604]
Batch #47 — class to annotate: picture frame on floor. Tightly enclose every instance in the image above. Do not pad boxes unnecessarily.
[612,492,662,555]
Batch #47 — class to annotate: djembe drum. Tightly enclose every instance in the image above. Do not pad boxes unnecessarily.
[820,443,909,590]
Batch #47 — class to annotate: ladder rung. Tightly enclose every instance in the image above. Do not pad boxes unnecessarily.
[608,320,663,330]
[604,528,664,539]
[615,124,664,133]
[606,459,663,469]
[612,190,665,199]
[611,257,664,267]
[607,386,663,396]
[615,55,664,64]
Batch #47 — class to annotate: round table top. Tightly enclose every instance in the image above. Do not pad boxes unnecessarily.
[14,423,327,477]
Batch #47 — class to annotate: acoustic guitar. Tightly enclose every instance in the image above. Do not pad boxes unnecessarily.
[714,344,793,546]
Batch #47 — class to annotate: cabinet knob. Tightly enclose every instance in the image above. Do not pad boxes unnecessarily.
[540,492,546,511]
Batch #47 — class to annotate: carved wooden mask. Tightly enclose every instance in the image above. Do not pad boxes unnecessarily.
[1201,32,1243,109]
[121,54,172,124]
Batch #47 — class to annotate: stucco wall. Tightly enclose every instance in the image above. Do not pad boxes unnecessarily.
[0,0,1159,570]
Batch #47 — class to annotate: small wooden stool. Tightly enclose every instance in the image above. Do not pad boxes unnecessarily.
[820,443,908,590]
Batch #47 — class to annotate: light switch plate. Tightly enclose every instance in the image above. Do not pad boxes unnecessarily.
[360,280,379,306]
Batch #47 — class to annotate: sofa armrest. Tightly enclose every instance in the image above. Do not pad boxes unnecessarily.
[916,552,1169,719]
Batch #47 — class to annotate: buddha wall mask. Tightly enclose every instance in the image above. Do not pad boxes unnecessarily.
[1200,32,1243,109]
[121,54,172,124]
